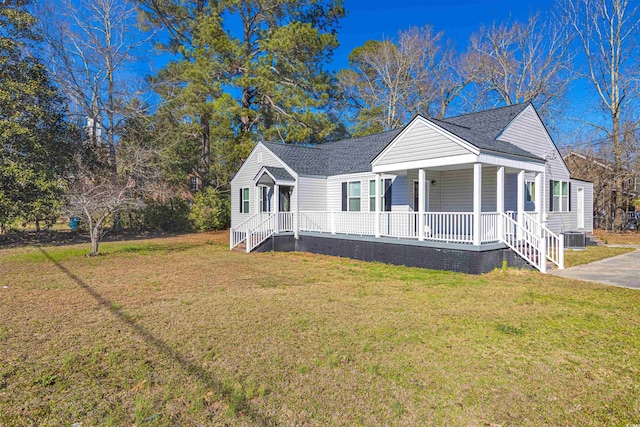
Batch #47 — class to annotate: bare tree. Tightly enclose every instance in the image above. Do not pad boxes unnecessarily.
[560,0,640,229]
[37,0,153,230]
[65,141,162,256]
[338,26,470,135]
[466,13,572,115]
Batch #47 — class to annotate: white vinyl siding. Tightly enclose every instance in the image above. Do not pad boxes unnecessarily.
[375,119,472,166]
[297,176,326,211]
[230,143,297,227]
[498,105,571,216]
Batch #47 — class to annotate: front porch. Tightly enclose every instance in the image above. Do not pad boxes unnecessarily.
[236,158,566,273]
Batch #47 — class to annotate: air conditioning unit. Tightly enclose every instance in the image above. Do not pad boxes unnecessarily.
[564,231,586,249]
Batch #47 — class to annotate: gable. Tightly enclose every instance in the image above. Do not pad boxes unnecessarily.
[498,105,570,179]
[373,117,476,167]
[230,143,297,186]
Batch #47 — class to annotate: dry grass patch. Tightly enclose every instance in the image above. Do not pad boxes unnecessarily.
[594,230,640,245]
[1,231,639,426]
[564,246,635,268]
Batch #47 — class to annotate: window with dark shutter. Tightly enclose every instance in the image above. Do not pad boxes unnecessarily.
[549,180,554,212]
[239,188,243,213]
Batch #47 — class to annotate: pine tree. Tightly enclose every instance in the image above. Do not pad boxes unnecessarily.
[0,0,74,231]
[137,0,345,190]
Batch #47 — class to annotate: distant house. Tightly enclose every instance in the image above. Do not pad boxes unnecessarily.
[564,151,638,229]
[230,103,593,274]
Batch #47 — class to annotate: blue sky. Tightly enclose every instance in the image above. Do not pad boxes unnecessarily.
[333,0,557,71]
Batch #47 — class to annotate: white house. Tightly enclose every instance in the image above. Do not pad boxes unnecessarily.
[230,103,593,274]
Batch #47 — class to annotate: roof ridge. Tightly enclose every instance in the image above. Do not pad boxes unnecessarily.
[429,117,472,130]
[444,102,529,120]
[262,141,322,150]
[326,128,403,146]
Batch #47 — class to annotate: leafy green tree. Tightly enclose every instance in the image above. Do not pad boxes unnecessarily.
[136,0,345,190]
[0,0,75,231]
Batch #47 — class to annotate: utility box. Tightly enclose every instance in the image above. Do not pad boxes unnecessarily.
[564,231,586,249]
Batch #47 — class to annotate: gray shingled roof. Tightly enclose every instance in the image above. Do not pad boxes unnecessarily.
[262,103,542,177]
[255,166,295,183]
[432,103,541,159]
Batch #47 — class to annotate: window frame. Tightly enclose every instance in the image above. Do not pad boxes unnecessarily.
[552,180,569,212]
[258,186,269,213]
[347,180,361,212]
[525,180,535,203]
[240,187,250,213]
[189,176,199,192]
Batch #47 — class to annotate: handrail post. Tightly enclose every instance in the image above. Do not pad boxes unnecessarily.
[245,229,250,253]
[230,228,233,250]
[558,234,565,269]
[539,234,547,273]
[331,210,336,234]
[294,211,299,239]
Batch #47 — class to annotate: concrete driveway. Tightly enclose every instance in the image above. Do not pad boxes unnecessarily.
[550,246,640,289]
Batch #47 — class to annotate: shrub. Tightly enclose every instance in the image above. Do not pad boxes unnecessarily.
[120,198,192,232]
[188,188,230,231]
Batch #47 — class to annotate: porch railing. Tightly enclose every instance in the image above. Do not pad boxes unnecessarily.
[230,212,270,249]
[380,212,419,239]
[425,212,473,243]
[234,210,564,272]
[334,212,375,235]
[480,212,500,243]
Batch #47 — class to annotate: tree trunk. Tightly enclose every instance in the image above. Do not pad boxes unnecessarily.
[200,112,210,182]
[89,226,100,256]
[35,217,40,232]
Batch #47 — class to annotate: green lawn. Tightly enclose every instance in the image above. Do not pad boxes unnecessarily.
[1,232,639,426]
[564,245,635,267]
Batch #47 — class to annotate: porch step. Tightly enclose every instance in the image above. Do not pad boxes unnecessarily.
[585,233,606,246]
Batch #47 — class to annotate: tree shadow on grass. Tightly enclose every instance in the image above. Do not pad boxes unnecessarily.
[38,247,275,426]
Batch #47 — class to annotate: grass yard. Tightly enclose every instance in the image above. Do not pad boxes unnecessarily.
[594,230,640,245]
[563,246,636,268]
[1,232,639,426]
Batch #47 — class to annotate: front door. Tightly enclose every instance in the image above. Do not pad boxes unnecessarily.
[577,187,584,229]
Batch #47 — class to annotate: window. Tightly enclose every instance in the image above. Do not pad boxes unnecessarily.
[341,181,362,211]
[525,181,535,202]
[189,176,199,192]
[240,187,250,213]
[551,180,569,212]
[348,181,361,211]
[369,178,392,211]
[258,186,269,212]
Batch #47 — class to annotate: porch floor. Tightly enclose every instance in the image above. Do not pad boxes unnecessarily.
[286,231,507,251]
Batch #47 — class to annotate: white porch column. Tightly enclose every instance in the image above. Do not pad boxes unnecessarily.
[473,163,482,245]
[274,184,280,233]
[534,172,543,226]
[517,170,525,238]
[497,166,505,239]
[374,173,381,238]
[418,169,426,241]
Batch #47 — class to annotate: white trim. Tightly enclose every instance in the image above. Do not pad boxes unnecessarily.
[372,153,478,173]
[550,179,570,213]
[371,115,479,167]
[230,142,298,185]
[253,165,295,186]
[473,163,482,245]
[477,153,546,172]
